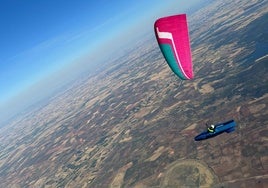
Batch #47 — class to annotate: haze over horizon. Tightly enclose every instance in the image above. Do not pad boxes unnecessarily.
[0,0,200,123]
[0,0,267,187]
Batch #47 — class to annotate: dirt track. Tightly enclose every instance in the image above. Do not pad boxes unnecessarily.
[161,159,217,188]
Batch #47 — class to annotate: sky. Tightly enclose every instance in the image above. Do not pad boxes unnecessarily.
[0,0,200,122]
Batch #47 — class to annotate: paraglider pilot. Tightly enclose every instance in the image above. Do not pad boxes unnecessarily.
[207,124,215,133]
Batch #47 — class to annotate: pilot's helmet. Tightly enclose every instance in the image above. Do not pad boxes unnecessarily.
[210,124,215,129]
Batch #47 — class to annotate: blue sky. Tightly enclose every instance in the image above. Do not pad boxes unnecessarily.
[0,0,200,121]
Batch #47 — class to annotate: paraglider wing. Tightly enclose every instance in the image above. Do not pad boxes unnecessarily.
[154,14,193,80]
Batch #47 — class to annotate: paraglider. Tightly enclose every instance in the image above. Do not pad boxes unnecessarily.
[154,14,193,80]
[154,15,236,141]
[194,120,236,141]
